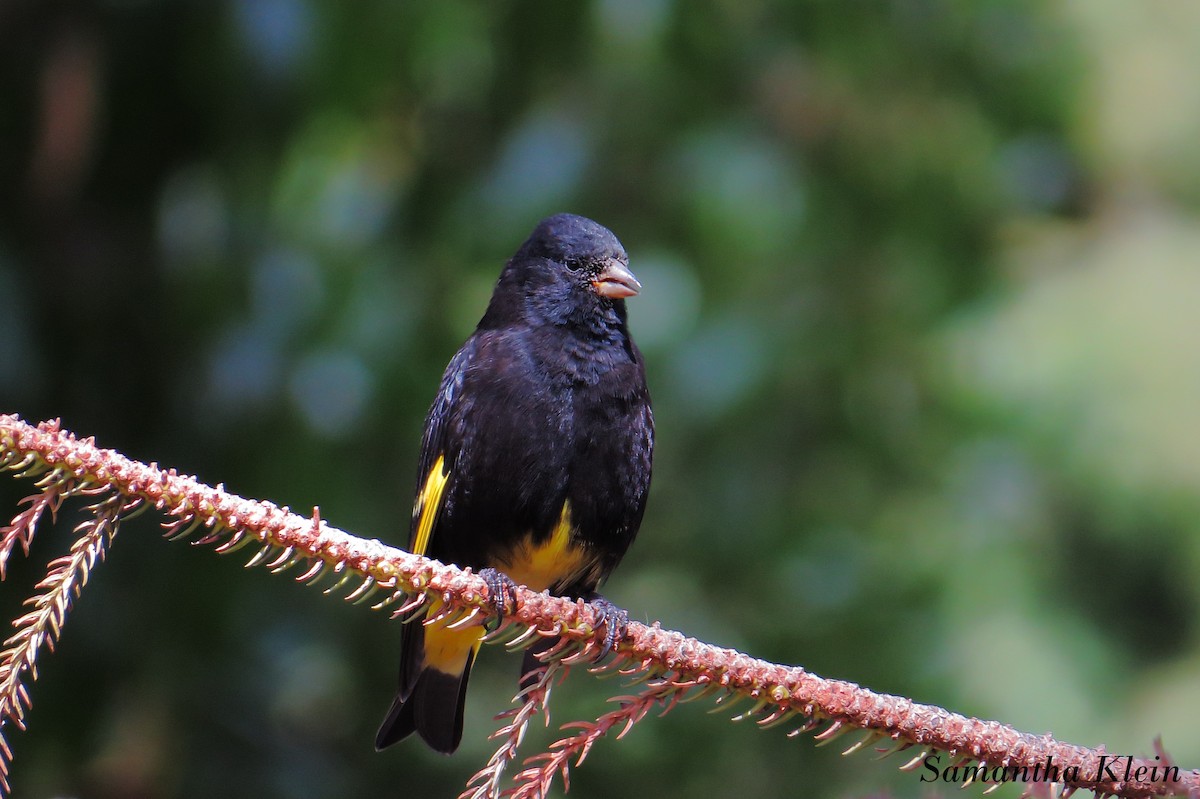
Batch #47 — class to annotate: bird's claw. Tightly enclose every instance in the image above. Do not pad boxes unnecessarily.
[480,568,519,625]
[589,595,629,657]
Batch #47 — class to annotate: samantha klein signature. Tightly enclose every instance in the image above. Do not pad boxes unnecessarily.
[920,753,1185,786]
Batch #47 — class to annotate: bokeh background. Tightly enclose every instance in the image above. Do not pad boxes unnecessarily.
[2,1,1200,797]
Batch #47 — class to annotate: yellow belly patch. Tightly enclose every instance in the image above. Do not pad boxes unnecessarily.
[494,501,594,593]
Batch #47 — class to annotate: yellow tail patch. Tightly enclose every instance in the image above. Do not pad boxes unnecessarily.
[422,595,484,675]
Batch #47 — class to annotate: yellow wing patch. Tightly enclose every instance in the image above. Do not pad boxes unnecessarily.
[411,454,448,557]
[496,501,598,593]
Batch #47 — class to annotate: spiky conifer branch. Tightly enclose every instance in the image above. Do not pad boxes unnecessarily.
[0,486,129,793]
[0,413,1195,799]
[460,662,563,799]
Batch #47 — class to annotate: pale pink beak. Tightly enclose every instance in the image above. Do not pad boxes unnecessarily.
[593,260,641,299]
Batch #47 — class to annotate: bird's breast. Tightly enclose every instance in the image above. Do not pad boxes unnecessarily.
[531,323,631,388]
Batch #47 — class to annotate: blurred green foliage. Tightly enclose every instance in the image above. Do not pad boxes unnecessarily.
[2,1,1199,797]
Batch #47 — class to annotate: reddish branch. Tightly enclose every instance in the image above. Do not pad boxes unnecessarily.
[0,413,1196,799]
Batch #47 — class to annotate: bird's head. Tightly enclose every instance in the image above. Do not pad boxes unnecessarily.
[517,213,641,301]
[483,214,641,330]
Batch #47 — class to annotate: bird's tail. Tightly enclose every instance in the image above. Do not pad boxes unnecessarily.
[375,599,482,754]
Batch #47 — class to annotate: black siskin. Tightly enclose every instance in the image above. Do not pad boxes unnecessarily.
[375,213,654,754]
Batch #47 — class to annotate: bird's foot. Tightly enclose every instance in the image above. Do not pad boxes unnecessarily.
[480,568,519,624]
[587,595,630,657]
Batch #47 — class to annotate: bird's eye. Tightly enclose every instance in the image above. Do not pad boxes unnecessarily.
[563,258,585,272]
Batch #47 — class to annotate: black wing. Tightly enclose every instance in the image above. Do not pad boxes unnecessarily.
[407,336,478,554]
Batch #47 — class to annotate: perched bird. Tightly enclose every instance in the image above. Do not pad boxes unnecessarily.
[375,213,654,754]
